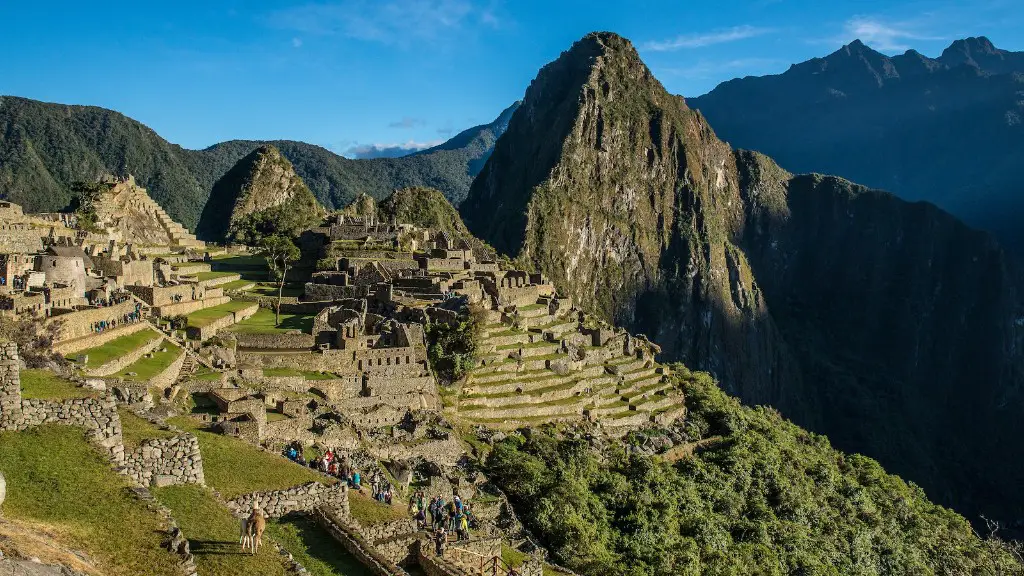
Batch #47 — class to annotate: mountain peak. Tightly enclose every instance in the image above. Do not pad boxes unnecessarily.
[196,142,323,241]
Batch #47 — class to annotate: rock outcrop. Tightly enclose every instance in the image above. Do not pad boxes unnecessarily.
[461,31,1024,525]
[196,144,325,241]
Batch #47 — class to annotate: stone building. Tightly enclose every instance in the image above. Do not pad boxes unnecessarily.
[36,246,93,297]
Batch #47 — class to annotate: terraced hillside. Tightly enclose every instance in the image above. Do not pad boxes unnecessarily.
[455,298,684,432]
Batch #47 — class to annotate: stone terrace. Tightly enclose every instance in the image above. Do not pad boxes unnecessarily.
[455,298,685,433]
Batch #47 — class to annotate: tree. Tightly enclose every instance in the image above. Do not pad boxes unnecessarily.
[259,235,300,326]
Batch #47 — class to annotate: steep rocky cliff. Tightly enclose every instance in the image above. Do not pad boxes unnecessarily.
[461,31,1024,524]
[196,144,324,241]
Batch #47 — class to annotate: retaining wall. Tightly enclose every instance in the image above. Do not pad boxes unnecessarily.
[314,507,411,576]
[53,321,149,355]
[153,296,231,317]
[236,332,316,350]
[186,303,259,340]
[125,433,205,487]
[227,481,349,518]
[17,395,125,464]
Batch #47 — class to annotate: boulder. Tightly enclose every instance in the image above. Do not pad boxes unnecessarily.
[0,470,5,509]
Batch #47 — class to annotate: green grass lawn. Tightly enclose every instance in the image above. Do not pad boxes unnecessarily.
[249,283,305,298]
[266,411,291,422]
[267,515,374,576]
[19,369,96,400]
[153,485,292,576]
[210,255,270,280]
[347,491,408,526]
[221,279,257,291]
[0,425,183,576]
[76,328,161,369]
[196,271,241,281]
[167,417,332,499]
[192,368,226,382]
[119,408,177,450]
[114,341,182,382]
[228,308,314,334]
[303,371,339,380]
[186,300,257,328]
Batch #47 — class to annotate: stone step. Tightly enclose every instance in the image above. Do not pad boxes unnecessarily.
[599,411,652,429]
[467,368,550,385]
[500,341,562,358]
[462,411,583,428]
[510,304,550,319]
[459,399,585,419]
[461,378,587,407]
[618,375,666,398]
[632,394,679,412]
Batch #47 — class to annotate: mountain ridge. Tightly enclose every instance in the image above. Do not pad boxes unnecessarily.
[461,30,1024,526]
[0,95,517,229]
[688,36,1024,252]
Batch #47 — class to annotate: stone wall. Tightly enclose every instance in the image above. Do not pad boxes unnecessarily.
[314,507,411,576]
[186,303,259,340]
[17,395,125,464]
[236,332,316,350]
[0,342,22,429]
[48,300,140,343]
[227,481,348,519]
[124,433,205,488]
[53,321,148,355]
[150,348,187,389]
[153,296,231,318]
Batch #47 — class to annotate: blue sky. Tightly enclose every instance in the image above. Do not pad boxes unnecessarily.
[3,0,1021,157]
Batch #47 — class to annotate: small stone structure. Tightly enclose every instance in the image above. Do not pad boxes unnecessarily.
[0,342,124,464]
[124,434,205,488]
[227,481,349,519]
[0,341,22,429]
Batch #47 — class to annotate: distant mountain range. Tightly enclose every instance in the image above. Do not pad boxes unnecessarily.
[689,36,1024,251]
[0,96,520,229]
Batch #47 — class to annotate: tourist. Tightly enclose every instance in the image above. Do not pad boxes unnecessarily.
[457,512,469,541]
[351,470,361,491]
[433,525,446,557]
[427,496,438,528]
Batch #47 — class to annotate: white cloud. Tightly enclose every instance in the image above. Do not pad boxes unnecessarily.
[839,16,945,52]
[345,139,444,159]
[270,0,499,46]
[643,25,772,52]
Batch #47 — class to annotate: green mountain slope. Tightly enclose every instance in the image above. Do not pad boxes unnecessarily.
[461,31,1024,527]
[486,370,1023,575]
[0,96,517,229]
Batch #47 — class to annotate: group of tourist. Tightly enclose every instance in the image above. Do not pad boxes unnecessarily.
[283,443,372,493]
[89,303,143,333]
[422,492,474,549]
[88,293,131,307]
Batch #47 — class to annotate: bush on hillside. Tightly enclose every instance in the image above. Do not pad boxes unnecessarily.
[485,367,1024,576]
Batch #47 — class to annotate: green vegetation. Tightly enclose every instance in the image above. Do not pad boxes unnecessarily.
[304,371,339,380]
[267,516,374,576]
[153,485,292,576]
[168,417,331,499]
[485,369,1022,576]
[347,490,408,526]
[426,309,485,385]
[118,408,176,449]
[77,328,160,369]
[186,300,256,328]
[114,341,182,381]
[229,308,314,334]
[0,425,182,576]
[19,368,95,400]
[196,270,240,281]
[220,279,257,291]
